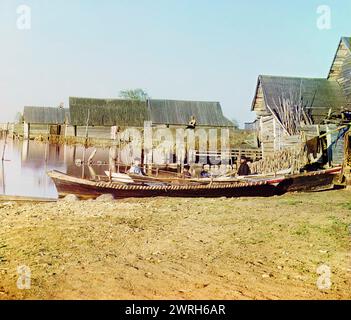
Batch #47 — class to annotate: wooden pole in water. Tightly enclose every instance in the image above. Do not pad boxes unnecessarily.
[1,123,9,162]
[44,125,49,163]
[83,110,90,148]
[82,110,90,179]
[23,122,30,140]
[0,123,9,195]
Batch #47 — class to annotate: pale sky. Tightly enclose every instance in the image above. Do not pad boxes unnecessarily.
[0,0,350,125]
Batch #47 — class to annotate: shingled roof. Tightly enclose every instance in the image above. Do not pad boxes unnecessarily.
[252,75,347,124]
[69,97,232,127]
[23,107,70,124]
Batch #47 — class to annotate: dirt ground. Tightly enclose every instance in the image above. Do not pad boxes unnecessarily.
[0,190,350,300]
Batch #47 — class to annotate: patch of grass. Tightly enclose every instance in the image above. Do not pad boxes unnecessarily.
[280,199,304,206]
[328,216,350,235]
[340,201,351,211]
[292,224,310,236]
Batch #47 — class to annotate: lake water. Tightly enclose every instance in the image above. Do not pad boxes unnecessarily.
[0,138,231,199]
[0,139,116,199]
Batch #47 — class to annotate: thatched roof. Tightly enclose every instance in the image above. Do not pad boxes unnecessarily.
[69,97,149,126]
[252,75,347,124]
[149,99,232,126]
[69,97,232,127]
[23,107,70,124]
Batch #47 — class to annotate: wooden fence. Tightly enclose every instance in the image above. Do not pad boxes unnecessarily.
[196,148,262,163]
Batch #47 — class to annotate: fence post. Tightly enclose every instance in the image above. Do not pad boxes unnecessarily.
[23,122,30,140]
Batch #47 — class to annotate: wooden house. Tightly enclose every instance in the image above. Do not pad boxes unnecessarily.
[23,106,70,139]
[69,97,232,129]
[251,37,351,164]
[328,37,351,106]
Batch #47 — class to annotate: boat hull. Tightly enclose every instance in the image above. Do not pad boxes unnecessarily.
[276,168,340,194]
[48,171,277,199]
[48,168,342,200]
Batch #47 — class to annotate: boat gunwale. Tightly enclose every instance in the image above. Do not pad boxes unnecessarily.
[47,166,342,193]
[47,170,271,191]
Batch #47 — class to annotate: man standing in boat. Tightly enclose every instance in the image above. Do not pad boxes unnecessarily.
[237,156,251,176]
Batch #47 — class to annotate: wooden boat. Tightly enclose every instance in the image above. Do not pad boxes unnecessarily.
[48,170,278,199]
[275,167,341,193]
[47,167,341,200]
[237,167,341,194]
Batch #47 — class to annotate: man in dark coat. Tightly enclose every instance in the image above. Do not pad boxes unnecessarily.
[186,115,197,130]
[237,156,251,176]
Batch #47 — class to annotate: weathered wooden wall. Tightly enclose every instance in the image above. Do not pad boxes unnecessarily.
[259,115,275,157]
[326,125,346,165]
[328,38,351,107]
[301,124,346,166]
[23,107,70,125]
[259,115,300,158]
[338,50,351,106]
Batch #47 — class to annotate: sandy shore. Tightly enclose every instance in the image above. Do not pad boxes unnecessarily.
[0,190,350,300]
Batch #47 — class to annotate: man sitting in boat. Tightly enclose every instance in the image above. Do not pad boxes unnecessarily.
[183,165,192,178]
[129,159,145,176]
[237,156,251,176]
[200,165,211,178]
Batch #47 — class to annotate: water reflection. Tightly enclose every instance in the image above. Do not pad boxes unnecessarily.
[0,139,115,198]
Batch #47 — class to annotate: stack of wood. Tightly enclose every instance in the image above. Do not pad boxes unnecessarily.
[272,91,313,136]
[345,134,351,167]
[249,143,307,175]
[343,131,351,189]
